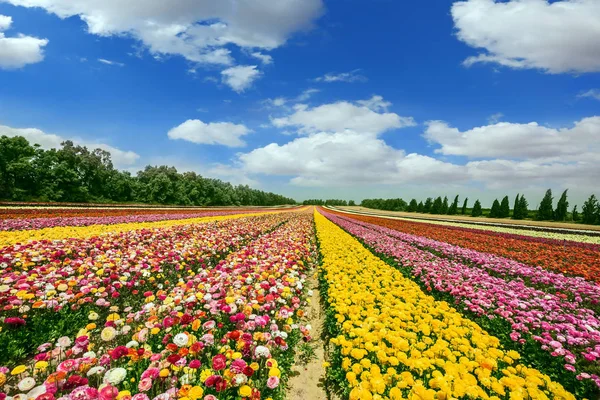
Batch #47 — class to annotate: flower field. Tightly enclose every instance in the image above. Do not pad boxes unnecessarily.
[1,205,596,399]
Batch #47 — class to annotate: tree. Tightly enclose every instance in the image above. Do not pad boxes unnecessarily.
[472,200,483,217]
[407,199,418,212]
[512,194,521,219]
[431,196,443,214]
[441,196,449,214]
[536,189,554,221]
[489,199,501,218]
[582,195,598,225]
[348,200,356,206]
[554,189,569,221]
[461,198,469,215]
[417,201,424,213]
[423,198,433,213]
[448,195,459,215]
[499,196,510,218]
[518,195,529,220]
[572,205,579,222]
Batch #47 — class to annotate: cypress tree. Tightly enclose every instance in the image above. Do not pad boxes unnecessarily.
[472,199,483,217]
[554,189,569,221]
[461,197,469,215]
[499,196,510,218]
[431,196,443,214]
[417,201,424,213]
[441,196,449,214]
[407,199,418,212]
[448,195,459,215]
[489,199,501,218]
[536,189,554,221]
[423,197,433,213]
[581,195,598,224]
[518,195,529,220]
[572,205,579,222]
[512,194,521,219]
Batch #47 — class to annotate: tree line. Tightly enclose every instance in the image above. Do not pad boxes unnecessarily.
[361,189,600,225]
[302,199,356,206]
[0,135,296,206]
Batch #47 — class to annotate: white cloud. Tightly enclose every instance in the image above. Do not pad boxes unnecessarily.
[296,88,320,102]
[3,0,323,67]
[167,119,251,147]
[578,89,600,101]
[314,69,367,83]
[0,14,11,31]
[0,14,48,69]
[0,124,140,168]
[250,52,273,65]
[264,88,320,109]
[240,131,466,187]
[452,0,600,74]
[271,96,416,135]
[98,58,125,67]
[221,65,262,92]
[424,117,600,160]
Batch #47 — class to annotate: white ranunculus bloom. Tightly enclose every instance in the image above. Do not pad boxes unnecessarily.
[173,333,189,347]
[104,367,127,385]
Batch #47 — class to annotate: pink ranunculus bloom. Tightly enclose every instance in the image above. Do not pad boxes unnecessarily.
[138,378,153,392]
[267,376,280,389]
[99,385,118,400]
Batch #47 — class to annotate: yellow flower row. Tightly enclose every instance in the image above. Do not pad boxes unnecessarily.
[0,211,273,247]
[314,211,575,400]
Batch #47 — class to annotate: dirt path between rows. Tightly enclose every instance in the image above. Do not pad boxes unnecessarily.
[287,273,328,400]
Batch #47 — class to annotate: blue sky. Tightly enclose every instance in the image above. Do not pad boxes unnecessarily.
[0,0,599,206]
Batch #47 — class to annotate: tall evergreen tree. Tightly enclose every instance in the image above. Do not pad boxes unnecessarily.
[518,195,529,220]
[423,198,433,213]
[536,189,554,221]
[441,196,449,214]
[471,199,483,217]
[554,189,569,221]
[417,201,424,213]
[431,196,443,214]
[512,194,521,219]
[448,195,459,215]
[348,200,356,206]
[461,197,469,215]
[572,205,579,222]
[499,196,510,218]
[407,199,418,212]
[582,195,598,224]
[489,199,501,218]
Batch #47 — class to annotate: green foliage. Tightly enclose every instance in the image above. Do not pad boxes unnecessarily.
[441,196,449,214]
[461,197,468,215]
[361,198,407,211]
[448,195,459,215]
[499,196,510,218]
[582,195,599,224]
[303,199,348,206]
[430,196,443,214]
[423,197,433,213]
[513,194,529,220]
[572,205,579,222]
[536,189,554,221]
[407,198,419,212]
[0,135,295,206]
[489,199,501,218]
[348,200,356,206]
[471,199,483,217]
[297,342,317,365]
[554,189,569,221]
[417,201,424,213]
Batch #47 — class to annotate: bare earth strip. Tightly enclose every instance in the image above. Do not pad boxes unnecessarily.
[287,274,328,400]
[333,206,600,233]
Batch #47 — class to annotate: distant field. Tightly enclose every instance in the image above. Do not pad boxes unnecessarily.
[333,205,600,232]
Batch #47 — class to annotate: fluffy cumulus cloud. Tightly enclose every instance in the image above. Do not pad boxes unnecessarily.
[452,0,600,73]
[424,117,600,188]
[239,96,465,186]
[271,96,416,135]
[0,14,48,69]
[0,124,139,168]
[221,65,262,92]
[168,119,251,147]
[2,0,323,68]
